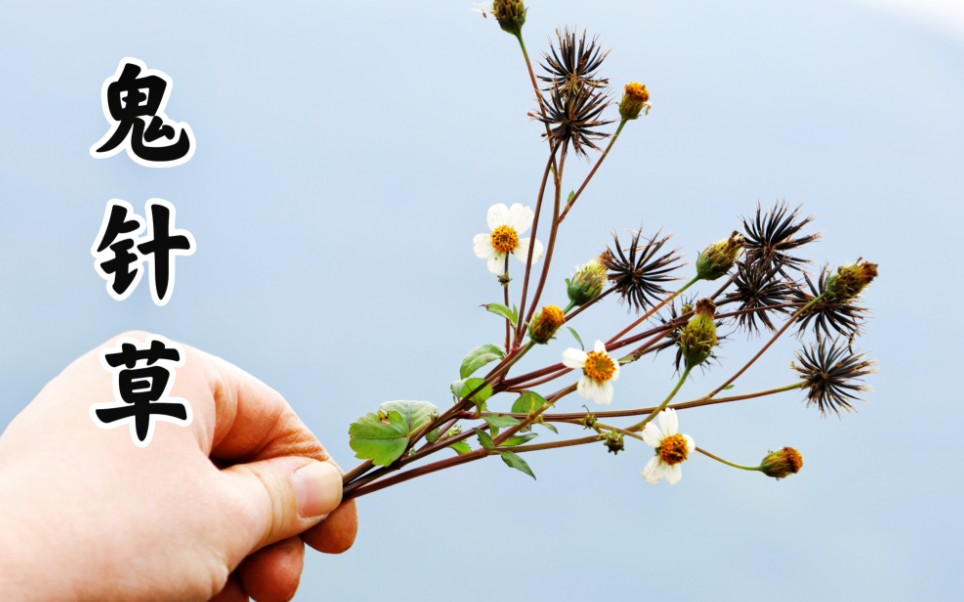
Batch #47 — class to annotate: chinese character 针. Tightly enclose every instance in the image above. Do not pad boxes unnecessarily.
[91,199,196,306]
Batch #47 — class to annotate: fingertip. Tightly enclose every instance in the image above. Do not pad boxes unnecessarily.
[302,498,359,554]
[237,537,305,602]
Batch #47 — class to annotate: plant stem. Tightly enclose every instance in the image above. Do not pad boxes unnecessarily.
[703,295,822,399]
[516,149,557,344]
[627,366,692,432]
[696,447,762,472]
[606,275,700,347]
[558,119,627,223]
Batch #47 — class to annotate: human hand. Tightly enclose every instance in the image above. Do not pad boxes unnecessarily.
[0,331,358,602]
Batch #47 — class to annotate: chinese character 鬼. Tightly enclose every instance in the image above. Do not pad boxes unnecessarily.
[90,335,192,447]
[90,57,196,167]
[91,199,196,306]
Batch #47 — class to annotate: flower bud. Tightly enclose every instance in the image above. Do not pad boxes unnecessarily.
[604,431,625,455]
[826,260,877,302]
[696,232,745,280]
[566,259,607,306]
[619,82,651,120]
[760,447,804,479]
[529,305,566,344]
[493,0,526,36]
[679,298,718,369]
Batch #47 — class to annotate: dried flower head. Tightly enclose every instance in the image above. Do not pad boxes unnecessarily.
[793,337,876,415]
[696,232,745,281]
[539,28,608,93]
[723,262,795,334]
[600,229,682,312]
[793,268,869,338]
[742,201,820,276]
[619,82,651,120]
[760,447,804,479]
[604,431,625,455]
[535,28,613,156]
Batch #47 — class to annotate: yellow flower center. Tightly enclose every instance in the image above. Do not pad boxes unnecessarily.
[625,81,650,103]
[658,433,690,465]
[490,225,520,254]
[583,351,616,383]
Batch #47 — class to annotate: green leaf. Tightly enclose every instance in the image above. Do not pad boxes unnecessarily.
[348,411,410,467]
[567,327,585,350]
[483,415,522,429]
[450,441,473,455]
[425,428,440,443]
[451,377,493,406]
[460,343,505,379]
[567,190,575,204]
[501,451,536,479]
[484,303,519,327]
[511,390,547,416]
[476,429,496,450]
[501,432,538,447]
[538,421,559,434]
[379,400,438,433]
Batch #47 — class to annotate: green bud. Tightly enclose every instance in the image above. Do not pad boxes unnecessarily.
[493,0,526,37]
[566,259,607,306]
[760,447,804,479]
[679,298,718,369]
[604,431,625,455]
[696,232,745,280]
[826,260,878,302]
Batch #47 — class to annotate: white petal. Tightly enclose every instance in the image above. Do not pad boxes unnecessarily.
[486,253,506,274]
[683,433,696,454]
[528,238,544,263]
[593,340,607,353]
[473,233,494,259]
[667,463,683,485]
[610,358,621,382]
[486,203,509,230]
[641,422,663,448]
[505,203,534,233]
[594,381,614,405]
[641,457,664,484]
[561,348,587,369]
[576,376,592,400]
[513,238,531,263]
[658,408,679,436]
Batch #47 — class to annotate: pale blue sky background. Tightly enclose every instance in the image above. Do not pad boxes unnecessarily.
[1,1,961,600]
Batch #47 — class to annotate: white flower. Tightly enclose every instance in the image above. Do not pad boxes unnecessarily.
[473,203,544,274]
[640,408,695,485]
[561,340,620,405]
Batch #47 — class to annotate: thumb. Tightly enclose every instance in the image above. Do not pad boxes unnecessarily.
[221,457,343,553]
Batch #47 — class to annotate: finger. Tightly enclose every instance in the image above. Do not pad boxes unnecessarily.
[301,498,359,554]
[237,537,305,602]
[209,573,248,602]
[221,456,343,552]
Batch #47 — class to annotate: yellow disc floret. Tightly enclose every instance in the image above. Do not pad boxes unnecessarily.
[490,225,520,254]
[658,433,690,465]
[583,351,616,383]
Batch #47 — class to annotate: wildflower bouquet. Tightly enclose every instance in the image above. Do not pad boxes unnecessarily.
[340,0,877,500]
